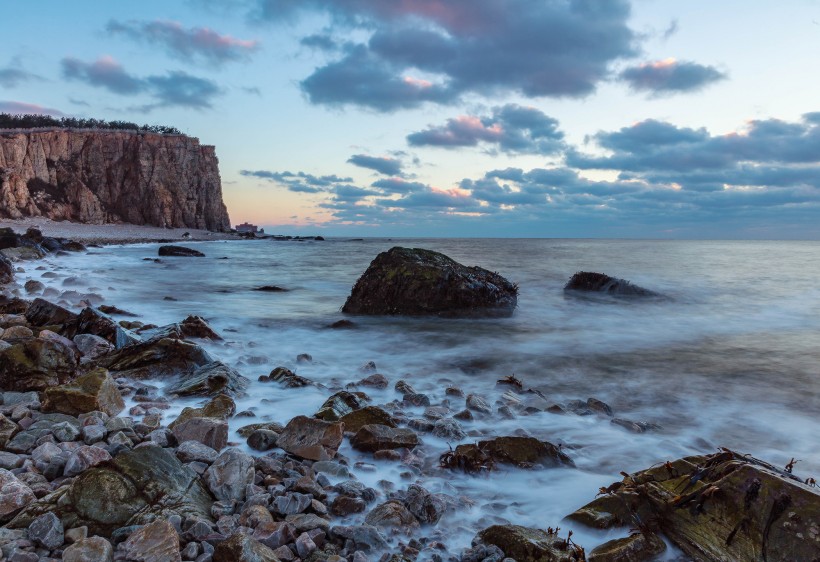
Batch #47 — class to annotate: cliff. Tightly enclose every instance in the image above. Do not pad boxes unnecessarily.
[0,129,230,231]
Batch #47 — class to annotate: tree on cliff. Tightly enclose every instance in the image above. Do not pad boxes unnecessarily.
[0,113,182,135]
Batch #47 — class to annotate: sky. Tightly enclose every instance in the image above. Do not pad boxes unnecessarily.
[3,0,820,238]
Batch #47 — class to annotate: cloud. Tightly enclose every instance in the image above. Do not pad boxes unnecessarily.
[619,58,726,95]
[661,19,679,40]
[0,101,65,116]
[61,56,221,110]
[300,34,339,51]
[347,154,403,175]
[0,64,42,88]
[107,20,259,65]
[240,169,354,193]
[407,103,564,154]
[254,0,639,111]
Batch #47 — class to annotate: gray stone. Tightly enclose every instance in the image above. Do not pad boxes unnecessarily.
[64,445,112,477]
[176,441,219,464]
[62,536,114,562]
[431,418,466,441]
[28,512,64,549]
[52,420,82,442]
[73,334,114,363]
[247,429,278,452]
[295,532,317,558]
[121,520,181,562]
[204,448,255,502]
[330,525,388,552]
[82,424,106,444]
[0,451,23,470]
[172,417,228,451]
[276,415,343,461]
[466,394,492,414]
[273,493,312,516]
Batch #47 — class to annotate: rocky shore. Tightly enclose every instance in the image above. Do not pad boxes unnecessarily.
[0,233,818,561]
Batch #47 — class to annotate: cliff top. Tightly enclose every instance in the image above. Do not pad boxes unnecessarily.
[0,113,183,136]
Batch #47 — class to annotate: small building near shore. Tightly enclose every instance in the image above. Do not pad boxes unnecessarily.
[235,222,264,234]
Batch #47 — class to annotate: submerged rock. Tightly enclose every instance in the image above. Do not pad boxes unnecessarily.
[443,436,574,471]
[340,406,397,434]
[350,424,419,452]
[342,247,518,317]
[315,390,369,421]
[564,272,658,297]
[96,336,213,379]
[179,314,222,340]
[158,245,205,257]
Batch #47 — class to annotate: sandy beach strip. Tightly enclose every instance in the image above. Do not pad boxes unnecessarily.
[0,217,241,245]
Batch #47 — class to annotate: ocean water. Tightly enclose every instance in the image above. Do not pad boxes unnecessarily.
[17,238,820,556]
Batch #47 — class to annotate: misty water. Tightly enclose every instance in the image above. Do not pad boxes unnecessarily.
[19,238,820,557]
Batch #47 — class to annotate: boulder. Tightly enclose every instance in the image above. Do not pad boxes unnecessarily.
[121,520,181,562]
[587,532,666,562]
[365,501,419,528]
[95,336,213,379]
[276,416,344,461]
[0,254,12,284]
[165,361,249,397]
[0,414,19,448]
[28,511,64,549]
[0,469,36,522]
[0,338,78,391]
[350,424,419,453]
[314,390,369,421]
[25,298,78,329]
[8,445,214,536]
[404,484,448,525]
[171,417,228,451]
[342,247,518,317]
[477,524,585,561]
[443,436,574,470]
[205,448,255,502]
[213,531,281,562]
[340,406,397,434]
[73,333,114,363]
[564,272,658,297]
[179,315,222,340]
[267,366,314,388]
[158,245,205,257]
[62,536,114,562]
[169,394,236,428]
[41,368,125,417]
[76,307,138,349]
[571,451,820,562]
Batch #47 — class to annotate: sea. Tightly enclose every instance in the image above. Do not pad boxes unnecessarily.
[17,237,820,557]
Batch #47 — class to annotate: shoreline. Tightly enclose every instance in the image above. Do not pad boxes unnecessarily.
[0,217,239,245]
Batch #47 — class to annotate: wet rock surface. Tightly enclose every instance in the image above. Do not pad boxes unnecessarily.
[342,246,518,317]
[564,271,658,297]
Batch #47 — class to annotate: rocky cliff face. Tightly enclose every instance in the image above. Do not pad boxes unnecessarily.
[0,129,230,230]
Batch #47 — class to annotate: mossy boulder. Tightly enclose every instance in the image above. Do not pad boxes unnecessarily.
[9,445,214,537]
[342,247,518,317]
[571,451,820,561]
[564,272,657,297]
[0,338,78,391]
[477,524,585,561]
[42,367,125,417]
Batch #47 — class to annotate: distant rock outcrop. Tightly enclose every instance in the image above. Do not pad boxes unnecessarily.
[564,271,658,297]
[0,129,230,230]
[342,247,518,317]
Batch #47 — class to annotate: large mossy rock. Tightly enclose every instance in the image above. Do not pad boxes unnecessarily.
[570,451,820,561]
[9,445,214,537]
[42,368,125,417]
[564,272,657,297]
[447,436,574,470]
[478,524,585,561]
[95,336,213,379]
[0,338,78,391]
[342,247,518,317]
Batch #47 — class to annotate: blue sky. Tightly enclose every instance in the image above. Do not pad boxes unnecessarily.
[3,0,820,238]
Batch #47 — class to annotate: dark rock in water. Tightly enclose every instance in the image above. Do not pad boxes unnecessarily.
[8,445,213,537]
[24,279,44,293]
[365,500,419,528]
[0,338,78,391]
[330,524,388,552]
[76,307,138,349]
[587,531,666,562]
[0,296,29,314]
[41,368,125,417]
[350,424,419,452]
[158,245,204,257]
[328,319,355,329]
[98,304,137,317]
[610,418,662,433]
[571,451,820,562]
[444,436,574,470]
[586,397,613,416]
[96,336,213,379]
[315,390,370,421]
[267,366,314,388]
[277,416,344,461]
[164,361,249,398]
[169,394,236,429]
[254,285,288,292]
[342,246,518,317]
[0,254,12,284]
[340,406,397,434]
[564,271,658,297]
[247,429,279,451]
[179,315,222,340]
[477,524,585,562]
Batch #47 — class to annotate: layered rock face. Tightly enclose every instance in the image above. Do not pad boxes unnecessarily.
[0,129,230,230]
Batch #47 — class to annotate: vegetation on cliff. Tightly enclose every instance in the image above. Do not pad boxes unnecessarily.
[0,113,182,135]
